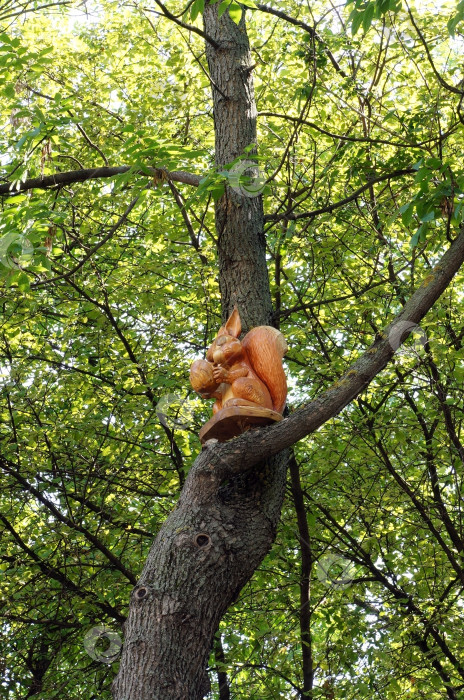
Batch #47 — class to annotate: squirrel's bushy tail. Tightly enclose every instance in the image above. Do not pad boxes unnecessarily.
[242,326,288,414]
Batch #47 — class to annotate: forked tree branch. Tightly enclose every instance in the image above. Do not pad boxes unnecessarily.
[141,0,220,49]
[189,223,464,495]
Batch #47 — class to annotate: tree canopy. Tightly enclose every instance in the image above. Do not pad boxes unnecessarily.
[1,0,464,698]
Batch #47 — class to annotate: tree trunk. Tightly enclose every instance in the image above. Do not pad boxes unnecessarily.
[112,7,288,699]
[203,4,273,329]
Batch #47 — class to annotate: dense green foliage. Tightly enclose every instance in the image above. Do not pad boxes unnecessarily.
[1,0,464,697]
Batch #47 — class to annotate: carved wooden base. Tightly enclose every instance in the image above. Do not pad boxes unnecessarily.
[199,405,283,444]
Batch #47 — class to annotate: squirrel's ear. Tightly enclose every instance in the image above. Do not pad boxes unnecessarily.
[224,306,241,337]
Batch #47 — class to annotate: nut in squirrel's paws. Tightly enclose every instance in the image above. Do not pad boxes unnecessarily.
[190,359,219,396]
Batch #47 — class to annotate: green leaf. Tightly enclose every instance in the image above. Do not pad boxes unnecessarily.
[16,271,30,292]
[400,202,414,227]
[190,0,205,21]
[414,167,432,184]
[228,2,243,23]
[420,210,435,223]
[425,157,442,169]
[362,3,375,33]
[350,9,364,35]
[411,222,429,247]
[447,1,464,35]
[418,222,429,240]
[218,0,231,17]
[211,183,225,201]
[4,194,27,204]
[3,83,15,98]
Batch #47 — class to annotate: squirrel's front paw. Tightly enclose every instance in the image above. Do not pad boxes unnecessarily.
[213,366,229,382]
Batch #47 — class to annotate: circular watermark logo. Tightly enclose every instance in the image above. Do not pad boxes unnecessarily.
[388,320,428,357]
[228,160,266,198]
[316,553,355,589]
[0,234,33,270]
[156,393,196,431]
[83,626,122,664]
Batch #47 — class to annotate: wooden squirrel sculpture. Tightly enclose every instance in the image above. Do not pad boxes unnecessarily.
[190,307,287,442]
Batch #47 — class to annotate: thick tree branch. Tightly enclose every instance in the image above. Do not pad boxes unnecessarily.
[0,166,201,196]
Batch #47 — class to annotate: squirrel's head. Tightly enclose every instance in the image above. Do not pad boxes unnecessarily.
[207,307,243,366]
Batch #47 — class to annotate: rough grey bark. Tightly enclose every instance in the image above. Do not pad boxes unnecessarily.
[112,7,287,700]
[203,4,273,329]
[112,450,288,700]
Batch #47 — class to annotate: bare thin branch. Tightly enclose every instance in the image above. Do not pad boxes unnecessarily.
[32,195,141,287]
[264,168,415,222]
[255,3,346,76]
[140,0,220,49]
[259,110,456,148]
